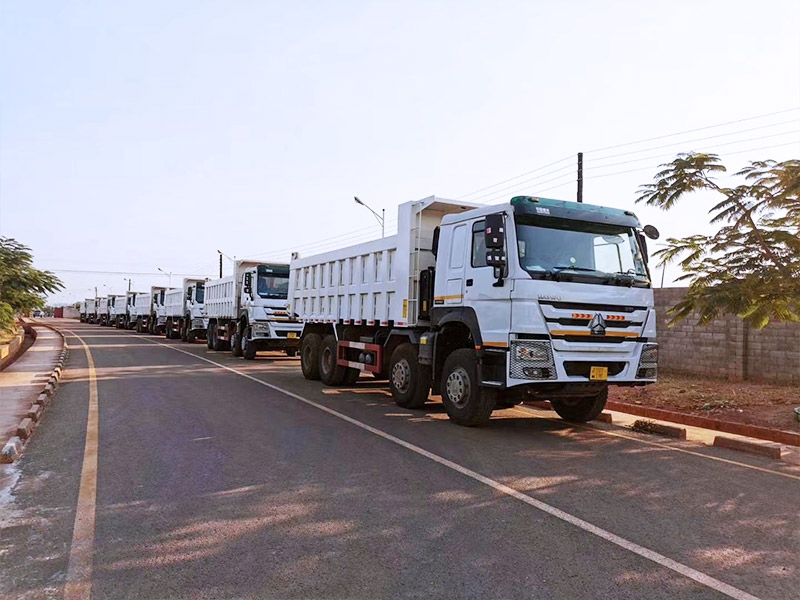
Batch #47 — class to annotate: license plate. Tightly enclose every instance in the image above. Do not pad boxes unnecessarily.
[590,366,608,381]
[287,332,297,338]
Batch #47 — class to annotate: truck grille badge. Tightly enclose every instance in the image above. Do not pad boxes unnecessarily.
[589,313,606,336]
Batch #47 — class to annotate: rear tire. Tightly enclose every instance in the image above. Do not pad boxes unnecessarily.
[551,389,608,423]
[165,319,173,339]
[181,316,189,342]
[319,335,347,385]
[440,348,496,426]
[300,333,322,380]
[206,326,215,349]
[389,343,431,409]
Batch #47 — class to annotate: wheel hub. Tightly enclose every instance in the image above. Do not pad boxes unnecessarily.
[391,359,411,393]
[446,367,471,409]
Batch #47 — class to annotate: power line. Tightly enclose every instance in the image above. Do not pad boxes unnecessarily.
[456,107,800,204]
[584,107,800,154]
[456,154,573,200]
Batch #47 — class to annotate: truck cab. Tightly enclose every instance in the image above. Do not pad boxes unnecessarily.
[424,196,658,422]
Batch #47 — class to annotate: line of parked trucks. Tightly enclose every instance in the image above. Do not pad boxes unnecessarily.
[79,195,661,427]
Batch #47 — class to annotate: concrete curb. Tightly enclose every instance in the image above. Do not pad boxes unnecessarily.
[0,321,67,463]
[631,419,687,440]
[714,436,784,459]
[606,400,800,447]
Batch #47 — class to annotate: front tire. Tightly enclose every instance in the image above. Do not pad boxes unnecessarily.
[440,349,496,426]
[242,329,257,360]
[551,389,608,422]
[300,333,322,380]
[231,329,243,357]
[389,343,430,408]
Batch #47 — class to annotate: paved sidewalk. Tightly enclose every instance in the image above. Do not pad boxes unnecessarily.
[0,321,63,442]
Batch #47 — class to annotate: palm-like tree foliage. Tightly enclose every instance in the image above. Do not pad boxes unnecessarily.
[0,237,63,334]
[636,153,800,329]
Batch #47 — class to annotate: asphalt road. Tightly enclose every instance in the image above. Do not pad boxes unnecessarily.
[1,322,798,600]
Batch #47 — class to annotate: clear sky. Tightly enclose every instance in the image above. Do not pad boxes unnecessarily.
[1,0,798,304]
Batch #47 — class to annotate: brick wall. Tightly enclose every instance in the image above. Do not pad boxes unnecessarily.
[655,288,800,384]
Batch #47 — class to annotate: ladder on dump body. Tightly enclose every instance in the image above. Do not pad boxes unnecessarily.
[407,201,423,326]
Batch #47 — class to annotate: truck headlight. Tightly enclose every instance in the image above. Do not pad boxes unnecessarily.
[510,340,556,380]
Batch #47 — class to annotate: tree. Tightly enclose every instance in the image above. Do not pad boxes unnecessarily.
[636,153,800,328]
[0,237,63,333]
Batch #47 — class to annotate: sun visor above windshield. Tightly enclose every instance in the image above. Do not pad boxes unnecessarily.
[511,196,641,229]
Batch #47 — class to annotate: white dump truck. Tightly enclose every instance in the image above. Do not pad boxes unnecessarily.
[289,195,659,426]
[129,287,168,334]
[205,260,303,359]
[79,300,89,322]
[85,298,97,323]
[164,278,207,342]
[108,294,127,328]
[130,291,151,332]
[97,297,109,326]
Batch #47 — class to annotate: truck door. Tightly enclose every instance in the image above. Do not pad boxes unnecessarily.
[463,217,512,346]
[442,223,468,306]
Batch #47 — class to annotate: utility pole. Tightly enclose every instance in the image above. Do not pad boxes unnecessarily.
[577,152,584,203]
[219,253,223,278]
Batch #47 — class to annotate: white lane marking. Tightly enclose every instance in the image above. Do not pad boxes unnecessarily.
[63,332,99,600]
[145,337,761,600]
[511,406,800,483]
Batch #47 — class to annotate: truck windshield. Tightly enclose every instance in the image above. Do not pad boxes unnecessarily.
[257,265,290,299]
[195,283,205,303]
[515,216,649,286]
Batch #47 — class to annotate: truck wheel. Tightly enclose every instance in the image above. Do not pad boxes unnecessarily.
[135,319,142,333]
[300,334,322,380]
[213,329,226,351]
[389,343,431,408]
[319,335,347,385]
[181,317,189,342]
[206,327,214,349]
[551,389,608,422]
[231,330,243,357]
[242,329,257,360]
[165,319,173,339]
[441,349,496,426]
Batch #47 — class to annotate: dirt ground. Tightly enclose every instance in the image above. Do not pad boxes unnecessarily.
[609,374,800,433]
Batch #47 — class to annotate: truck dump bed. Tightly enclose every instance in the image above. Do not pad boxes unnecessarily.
[164,288,184,318]
[205,275,236,319]
[289,197,475,328]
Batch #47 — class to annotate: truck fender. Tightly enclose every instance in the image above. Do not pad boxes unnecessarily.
[430,306,483,348]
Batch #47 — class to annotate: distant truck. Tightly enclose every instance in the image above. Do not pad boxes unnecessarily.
[85,298,97,323]
[129,287,168,334]
[108,294,127,328]
[164,278,207,342]
[289,195,659,427]
[96,297,109,326]
[205,261,302,359]
[79,300,88,322]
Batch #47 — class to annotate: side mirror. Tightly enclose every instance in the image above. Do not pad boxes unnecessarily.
[484,213,505,249]
[484,213,507,287]
[431,227,440,258]
[643,225,660,240]
[244,272,253,296]
[186,289,192,301]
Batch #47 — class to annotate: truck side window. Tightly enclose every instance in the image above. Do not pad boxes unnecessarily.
[471,220,488,267]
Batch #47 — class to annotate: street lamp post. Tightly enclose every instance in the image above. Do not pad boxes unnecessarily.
[123,277,133,292]
[354,196,385,238]
[157,267,172,287]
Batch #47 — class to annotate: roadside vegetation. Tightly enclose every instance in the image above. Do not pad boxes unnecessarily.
[0,237,63,335]
[636,153,800,328]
